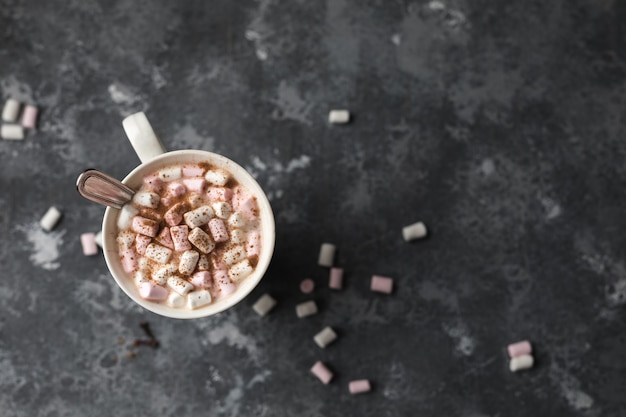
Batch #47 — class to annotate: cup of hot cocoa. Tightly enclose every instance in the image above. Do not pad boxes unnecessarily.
[93,112,275,319]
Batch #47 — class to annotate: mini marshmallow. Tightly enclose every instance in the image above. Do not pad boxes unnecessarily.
[300,278,315,294]
[120,249,138,273]
[182,164,205,177]
[509,354,534,372]
[179,250,200,275]
[152,263,178,285]
[21,105,38,129]
[94,230,104,248]
[135,234,151,255]
[80,233,98,256]
[229,259,253,282]
[167,276,194,296]
[117,204,138,230]
[230,229,246,244]
[170,225,192,251]
[1,124,24,140]
[188,193,205,208]
[188,227,215,254]
[134,270,151,285]
[310,361,333,384]
[158,166,182,182]
[252,294,277,316]
[166,182,186,197]
[143,173,164,193]
[2,98,20,122]
[208,218,229,242]
[371,275,393,294]
[329,268,343,290]
[197,255,210,270]
[212,202,232,219]
[227,211,246,228]
[296,300,318,318]
[402,221,428,241]
[184,205,214,228]
[131,216,159,237]
[318,243,336,267]
[164,202,187,226]
[155,226,174,249]
[40,206,62,231]
[205,169,230,186]
[139,282,168,301]
[238,197,258,221]
[116,231,136,250]
[223,245,246,265]
[245,231,260,258]
[133,191,160,208]
[328,109,350,124]
[207,187,233,202]
[348,380,371,394]
[188,290,212,309]
[183,177,207,194]
[214,269,236,296]
[190,271,212,288]
[138,257,152,271]
[167,292,185,308]
[144,243,172,264]
[507,340,532,358]
[314,327,337,348]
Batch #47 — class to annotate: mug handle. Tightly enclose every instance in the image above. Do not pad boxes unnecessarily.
[122,112,167,163]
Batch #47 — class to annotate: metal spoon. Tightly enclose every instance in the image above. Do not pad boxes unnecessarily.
[76,169,135,209]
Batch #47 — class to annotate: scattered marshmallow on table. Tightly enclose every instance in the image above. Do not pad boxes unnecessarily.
[21,105,38,129]
[507,340,532,358]
[371,275,394,294]
[252,293,277,316]
[349,379,371,394]
[318,243,336,267]
[402,221,428,241]
[296,300,318,318]
[313,326,337,348]
[328,109,350,124]
[2,98,20,122]
[300,278,315,294]
[94,230,104,248]
[1,124,24,140]
[80,233,98,256]
[509,354,534,372]
[40,206,62,231]
[329,268,343,290]
[310,361,333,384]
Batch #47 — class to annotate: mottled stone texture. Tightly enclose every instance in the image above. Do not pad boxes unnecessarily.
[1,0,626,416]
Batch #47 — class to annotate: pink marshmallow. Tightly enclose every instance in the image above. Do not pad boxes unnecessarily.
[329,268,343,290]
[120,249,138,273]
[170,225,192,251]
[138,282,168,301]
[206,187,233,202]
[245,231,260,258]
[371,275,393,294]
[135,234,152,255]
[155,226,174,249]
[211,256,228,271]
[208,218,229,242]
[164,203,186,226]
[238,197,258,221]
[166,182,186,197]
[131,216,159,237]
[182,164,205,177]
[300,279,315,294]
[21,105,38,129]
[507,340,532,358]
[183,177,207,193]
[310,361,333,384]
[143,173,164,193]
[214,270,236,296]
[348,379,371,394]
[80,233,98,256]
[190,271,212,289]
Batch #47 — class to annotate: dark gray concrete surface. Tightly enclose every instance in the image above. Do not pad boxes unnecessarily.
[1,0,625,416]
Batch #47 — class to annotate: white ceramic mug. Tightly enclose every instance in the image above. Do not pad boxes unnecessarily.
[100,112,275,319]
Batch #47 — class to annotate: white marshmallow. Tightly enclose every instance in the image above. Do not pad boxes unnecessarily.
[133,191,160,208]
[402,221,427,241]
[134,270,151,286]
[252,294,277,316]
[144,243,172,264]
[158,166,182,182]
[187,290,212,309]
[179,250,200,275]
[223,245,245,266]
[167,276,193,296]
[314,327,337,348]
[2,99,20,122]
[205,169,230,186]
[40,206,62,231]
[183,205,214,228]
[328,109,350,124]
[230,229,246,244]
[509,354,534,372]
[229,259,253,282]
[138,256,152,271]
[116,231,136,250]
[227,211,246,228]
[197,255,210,270]
[212,202,232,219]
[95,230,104,248]
[1,124,24,140]
[318,243,336,267]
[296,301,318,318]
[167,292,185,308]
[187,227,215,254]
[188,193,205,208]
[152,263,178,285]
[117,204,138,230]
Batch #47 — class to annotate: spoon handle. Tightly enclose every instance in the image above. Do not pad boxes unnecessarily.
[76,169,135,209]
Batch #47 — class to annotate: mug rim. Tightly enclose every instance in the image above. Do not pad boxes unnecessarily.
[102,150,275,319]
